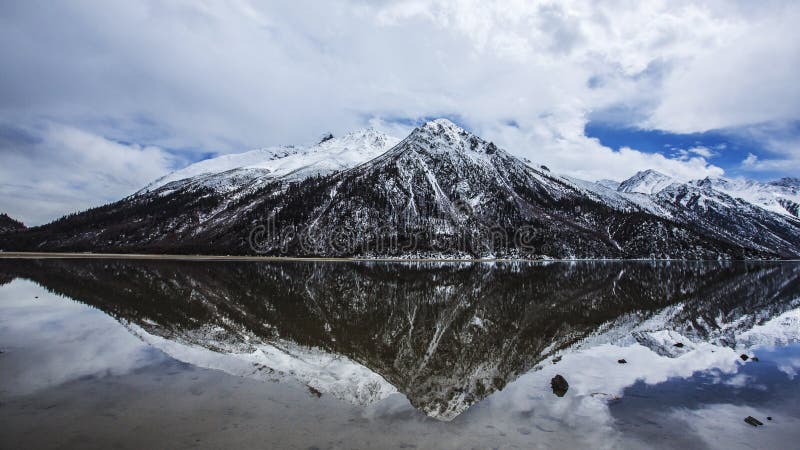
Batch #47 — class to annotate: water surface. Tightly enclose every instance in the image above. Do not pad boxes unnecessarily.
[1,259,799,448]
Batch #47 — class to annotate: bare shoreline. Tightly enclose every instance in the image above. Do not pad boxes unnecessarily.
[0,251,796,263]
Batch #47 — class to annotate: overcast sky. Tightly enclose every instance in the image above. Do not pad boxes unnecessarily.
[1,0,799,225]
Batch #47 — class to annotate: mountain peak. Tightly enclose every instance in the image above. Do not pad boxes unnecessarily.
[638,169,667,177]
[336,127,392,146]
[618,170,674,195]
[312,128,398,159]
[414,118,470,137]
[403,118,501,156]
[423,117,463,129]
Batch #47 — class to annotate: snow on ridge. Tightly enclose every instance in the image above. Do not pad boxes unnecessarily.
[140,146,299,193]
[691,176,800,218]
[618,169,677,195]
[770,177,800,189]
[596,179,621,190]
[243,128,400,181]
[140,128,400,194]
[558,174,669,217]
[568,168,800,219]
[403,118,498,158]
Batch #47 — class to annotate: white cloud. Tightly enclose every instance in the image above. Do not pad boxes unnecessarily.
[0,123,176,225]
[486,114,724,182]
[646,3,800,133]
[743,153,759,166]
[0,0,798,222]
[673,146,716,161]
[741,151,800,173]
[688,147,714,158]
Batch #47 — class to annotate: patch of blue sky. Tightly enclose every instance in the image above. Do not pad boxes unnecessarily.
[584,120,784,180]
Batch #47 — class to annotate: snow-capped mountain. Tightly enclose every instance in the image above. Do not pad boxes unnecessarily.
[617,169,677,194]
[243,119,756,258]
[689,176,800,218]
[613,169,799,219]
[552,169,800,256]
[664,181,798,252]
[0,119,798,258]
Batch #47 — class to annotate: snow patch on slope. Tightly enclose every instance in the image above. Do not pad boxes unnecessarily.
[559,175,669,216]
[692,177,800,218]
[143,147,299,192]
[618,169,676,195]
[126,323,397,407]
[141,129,400,193]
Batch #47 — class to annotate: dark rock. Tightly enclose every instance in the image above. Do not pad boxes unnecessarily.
[740,354,749,361]
[551,375,569,397]
[752,357,759,362]
[552,355,562,364]
[307,385,322,398]
[767,417,772,421]
[744,416,763,427]
[674,342,684,348]
[618,359,627,364]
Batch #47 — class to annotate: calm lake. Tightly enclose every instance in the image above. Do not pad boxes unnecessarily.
[1,259,799,449]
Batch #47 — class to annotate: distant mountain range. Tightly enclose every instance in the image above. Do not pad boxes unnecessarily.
[1,119,798,259]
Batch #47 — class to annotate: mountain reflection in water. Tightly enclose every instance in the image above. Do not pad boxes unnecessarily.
[1,259,799,422]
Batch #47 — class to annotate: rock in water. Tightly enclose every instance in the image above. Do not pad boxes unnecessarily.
[618,359,627,364]
[551,375,569,397]
[744,416,763,427]
[673,342,684,348]
[740,354,749,361]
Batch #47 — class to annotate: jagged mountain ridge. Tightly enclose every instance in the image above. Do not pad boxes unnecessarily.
[588,170,800,256]
[0,119,798,258]
[615,169,800,219]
